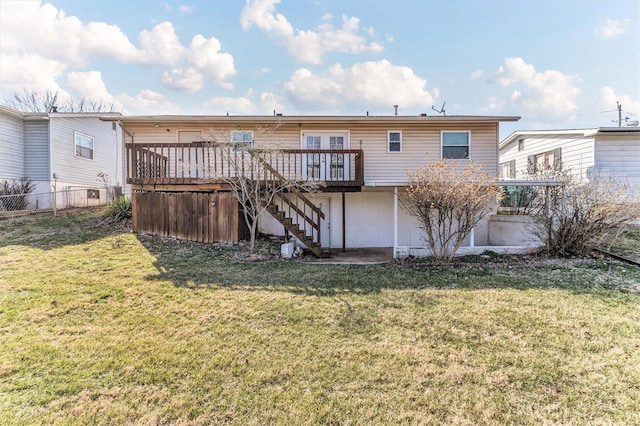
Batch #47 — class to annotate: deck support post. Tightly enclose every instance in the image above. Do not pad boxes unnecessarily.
[393,186,398,259]
[342,191,346,252]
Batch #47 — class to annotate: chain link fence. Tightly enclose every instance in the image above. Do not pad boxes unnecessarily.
[0,186,120,222]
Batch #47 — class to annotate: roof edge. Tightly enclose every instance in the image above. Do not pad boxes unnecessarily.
[499,128,599,149]
[101,114,521,124]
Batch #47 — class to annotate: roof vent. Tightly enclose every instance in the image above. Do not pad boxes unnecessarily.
[420,113,427,117]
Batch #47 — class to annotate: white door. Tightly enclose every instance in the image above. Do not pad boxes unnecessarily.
[304,197,330,248]
[301,132,349,181]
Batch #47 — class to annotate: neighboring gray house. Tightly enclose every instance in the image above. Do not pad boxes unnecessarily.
[499,127,640,188]
[0,105,122,208]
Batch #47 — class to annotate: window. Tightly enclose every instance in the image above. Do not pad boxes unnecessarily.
[518,138,524,151]
[527,148,562,174]
[441,131,470,159]
[231,130,253,151]
[74,131,94,160]
[387,131,402,153]
[329,136,345,179]
[499,160,516,178]
[178,131,203,143]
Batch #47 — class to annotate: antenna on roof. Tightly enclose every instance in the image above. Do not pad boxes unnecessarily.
[431,101,446,116]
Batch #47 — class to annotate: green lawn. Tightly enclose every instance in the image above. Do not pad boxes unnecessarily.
[1,210,640,425]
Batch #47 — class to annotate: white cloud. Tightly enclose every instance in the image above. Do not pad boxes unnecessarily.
[197,90,286,116]
[283,60,435,112]
[240,0,383,64]
[594,18,627,38]
[0,53,68,99]
[259,92,285,113]
[490,57,581,121]
[179,5,194,13]
[481,96,504,113]
[67,71,116,103]
[470,69,483,80]
[0,1,235,97]
[136,21,186,65]
[161,68,204,92]
[187,34,236,82]
[286,16,384,65]
[116,89,181,115]
[200,95,257,114]
[0,2,139,67]
[240,0,293,37]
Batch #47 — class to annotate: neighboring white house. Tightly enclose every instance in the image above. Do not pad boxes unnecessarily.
[499,126,640,188]
[0,105,123,208]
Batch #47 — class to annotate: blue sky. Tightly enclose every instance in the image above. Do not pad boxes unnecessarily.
[1,0,638,138]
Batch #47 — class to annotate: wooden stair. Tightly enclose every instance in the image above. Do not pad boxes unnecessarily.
[252,151,326,257]
[265,201,325,257]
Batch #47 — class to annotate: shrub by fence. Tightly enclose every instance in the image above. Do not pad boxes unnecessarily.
[0,187,119,222]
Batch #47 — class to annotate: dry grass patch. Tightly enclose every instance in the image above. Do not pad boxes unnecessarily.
[1,210,640,424]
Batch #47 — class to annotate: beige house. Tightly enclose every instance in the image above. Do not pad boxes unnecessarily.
[103,114,521,257]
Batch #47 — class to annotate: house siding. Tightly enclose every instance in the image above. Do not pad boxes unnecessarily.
[500,133,594,179]
[259,189,492,249]
[0,111,25,180]
[594,135,640,187]
[24,120,50,180]
[49,116,120,186]
[126,121,500,184]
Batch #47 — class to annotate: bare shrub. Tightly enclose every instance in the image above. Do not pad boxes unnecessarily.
[532,173,640,257]
[0,177,36,211]
[402,160,498,261]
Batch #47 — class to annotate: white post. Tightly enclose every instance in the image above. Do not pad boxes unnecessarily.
[470,227,475,247]
[393,186,398,258]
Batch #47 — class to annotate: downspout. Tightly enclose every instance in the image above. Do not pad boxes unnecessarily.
[118,121,134,196]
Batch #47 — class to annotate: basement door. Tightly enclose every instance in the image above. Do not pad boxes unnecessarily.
[317,198,331,248]
[301,131,350,182]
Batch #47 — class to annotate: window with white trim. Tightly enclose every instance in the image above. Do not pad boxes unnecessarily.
[231,130,253,151]
[387,131,402,153]
[74,131,94,160]
[178,130,203,143]
[441,131,470,159]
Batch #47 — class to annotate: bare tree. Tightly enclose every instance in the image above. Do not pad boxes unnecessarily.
[6,88,60,112]
[531,172,640,256]
[64,96,116,113]
[5,88,116,112]
[402,159,498,261]
[205,123,321,251]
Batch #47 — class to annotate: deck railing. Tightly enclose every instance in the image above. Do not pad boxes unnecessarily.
[125,142,364,187]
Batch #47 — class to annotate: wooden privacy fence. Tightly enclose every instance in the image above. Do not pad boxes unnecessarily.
[132,191,247,244]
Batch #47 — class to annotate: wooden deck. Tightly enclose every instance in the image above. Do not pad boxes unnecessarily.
[125,142,364,190]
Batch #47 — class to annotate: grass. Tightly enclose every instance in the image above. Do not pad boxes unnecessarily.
[599,223,640,263]
[1,209,640,424]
